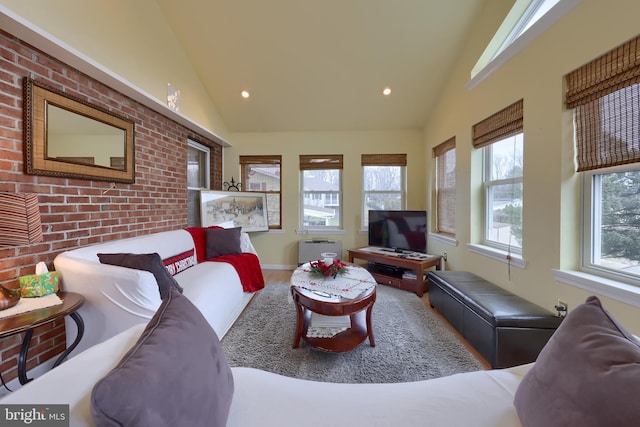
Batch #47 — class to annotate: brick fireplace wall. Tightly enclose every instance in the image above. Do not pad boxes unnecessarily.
[0,29,223,383]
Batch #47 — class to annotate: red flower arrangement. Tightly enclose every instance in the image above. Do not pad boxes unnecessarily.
[308,258,348,279]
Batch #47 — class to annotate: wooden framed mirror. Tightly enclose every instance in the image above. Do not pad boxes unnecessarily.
[24,77,135,183]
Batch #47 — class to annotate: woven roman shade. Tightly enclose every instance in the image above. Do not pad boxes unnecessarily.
[299,155,343,170]
[472,99,524,149]
[432,137,456,158]
[361,154,407,166]
[0,193,43,245]
[565,35,640,171]
[239,155,281,165]
[433,137,456,235]
[566,35,640,108]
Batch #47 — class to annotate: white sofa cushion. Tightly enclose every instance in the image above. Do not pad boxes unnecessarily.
[229,366,527,427]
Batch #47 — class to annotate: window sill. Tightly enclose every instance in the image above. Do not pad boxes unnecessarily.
[467,243,526,269]
[552,269,640,309]
[430,233,458,247]
[296,228,346,236]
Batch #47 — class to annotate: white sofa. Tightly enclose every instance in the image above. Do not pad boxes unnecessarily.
[0,322,529,427]
[53,228,259,355]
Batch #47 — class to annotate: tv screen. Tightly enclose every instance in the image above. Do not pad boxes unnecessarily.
[368,210,428,253]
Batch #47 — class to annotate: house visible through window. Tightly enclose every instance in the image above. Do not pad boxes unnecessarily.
[565,35,640,286]
[472,99,524,254]
[361,154,406,228]
[433,138,456,236]
[187,140,210,227]
[300,155,342,229]
[240,155,281,229]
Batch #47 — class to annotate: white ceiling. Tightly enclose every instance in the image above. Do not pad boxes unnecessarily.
[154,0,486,133]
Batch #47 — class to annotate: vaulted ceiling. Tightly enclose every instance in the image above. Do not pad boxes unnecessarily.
[154,0,487,133]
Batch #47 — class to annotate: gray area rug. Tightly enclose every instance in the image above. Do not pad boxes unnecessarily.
[221,282,483,383]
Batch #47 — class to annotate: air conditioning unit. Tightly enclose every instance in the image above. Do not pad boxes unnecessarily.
[298,240,343,265]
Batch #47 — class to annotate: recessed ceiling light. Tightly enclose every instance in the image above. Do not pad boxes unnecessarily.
[241,90,250,99]
[382,86,392,96]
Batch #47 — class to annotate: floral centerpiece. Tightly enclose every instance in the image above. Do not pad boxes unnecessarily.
[308,258,348,279]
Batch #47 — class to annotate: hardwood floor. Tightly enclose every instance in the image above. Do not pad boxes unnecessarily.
[261,268,491,370]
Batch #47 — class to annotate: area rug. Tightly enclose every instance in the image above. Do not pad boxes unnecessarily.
[221,282,483,383]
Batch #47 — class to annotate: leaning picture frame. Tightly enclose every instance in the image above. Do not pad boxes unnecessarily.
[200,190,268,232]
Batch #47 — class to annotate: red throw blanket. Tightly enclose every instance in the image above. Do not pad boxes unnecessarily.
[184,227,265,292]
[213,253,264,292]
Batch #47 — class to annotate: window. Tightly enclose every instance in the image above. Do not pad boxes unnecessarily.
[187,140,210,227]
[240,155,282,229]
[565,35,640,285]
[300,155,342,229]
[483,135,524,251]
[470,0,578,85]
[433,138,456,235]
[472,99,524,254]
[584,167,640,284]
[361,154,406,228]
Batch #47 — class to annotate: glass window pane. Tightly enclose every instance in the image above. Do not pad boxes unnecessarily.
[363,166,401,191]
[490,135,523,180]
[187,146,207,188]
[487,182,523,248]
[302,169,341,228]
[593,170,640,273]
[266,193,280,227]
[245,164,280,192]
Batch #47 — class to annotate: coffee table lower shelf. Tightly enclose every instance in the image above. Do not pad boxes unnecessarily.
[295,308,373,352]
[291,285,376,353]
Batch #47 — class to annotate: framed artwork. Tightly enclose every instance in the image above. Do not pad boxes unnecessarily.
[200,190,268,232]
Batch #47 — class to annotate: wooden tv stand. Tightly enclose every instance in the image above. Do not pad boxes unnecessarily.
[347,248,442,297]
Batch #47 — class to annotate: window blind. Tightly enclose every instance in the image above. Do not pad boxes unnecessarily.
[239,155,282,165]
[565,35,640,171]
[361,153,407,166]
[299,154,343,170]
[433,137,456,235]
[472,99,523,149]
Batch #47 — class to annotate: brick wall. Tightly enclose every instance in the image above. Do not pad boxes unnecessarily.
[0,29,223,383]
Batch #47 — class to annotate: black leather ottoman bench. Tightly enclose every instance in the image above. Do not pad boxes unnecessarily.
[427,271,562,369]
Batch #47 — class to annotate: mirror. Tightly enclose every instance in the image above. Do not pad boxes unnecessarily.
[24,78,135,183]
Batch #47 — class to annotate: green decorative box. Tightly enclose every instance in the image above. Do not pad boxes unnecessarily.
[19,272,59,297]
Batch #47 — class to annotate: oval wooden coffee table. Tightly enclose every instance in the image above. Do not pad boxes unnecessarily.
[290,265,376,352]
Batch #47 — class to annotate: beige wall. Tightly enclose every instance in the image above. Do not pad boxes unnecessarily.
[0,0,230,141]
[423,0,640,332]
[224,130,424,267]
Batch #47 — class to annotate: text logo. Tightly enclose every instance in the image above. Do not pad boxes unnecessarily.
[0,405,69,426]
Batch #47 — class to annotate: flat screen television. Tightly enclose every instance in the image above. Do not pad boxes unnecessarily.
[368,210,428,254]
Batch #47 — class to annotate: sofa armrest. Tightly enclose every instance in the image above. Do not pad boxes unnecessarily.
[54,254,162,355]
[240,232,259,257]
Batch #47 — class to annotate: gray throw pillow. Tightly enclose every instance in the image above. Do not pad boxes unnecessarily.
[205,227,242,259]
[513,295,640,427]
[91,287,234,427]
[97,252,183,299]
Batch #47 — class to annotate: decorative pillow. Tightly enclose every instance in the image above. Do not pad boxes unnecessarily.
[513,295,640,427]
[163,249,196,276]
[205,226,242,259]
[91,288,234,427]
[97,252,183,299]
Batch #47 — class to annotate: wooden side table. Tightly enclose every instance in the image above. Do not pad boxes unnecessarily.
[0,292,85,385]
